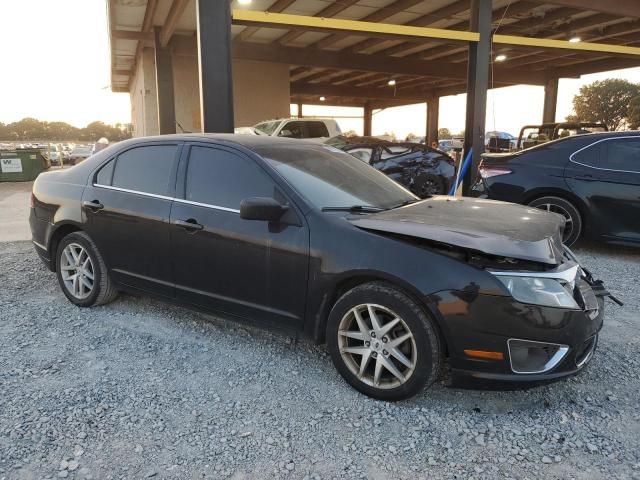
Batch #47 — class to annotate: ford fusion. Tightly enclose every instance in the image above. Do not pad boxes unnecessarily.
[30,135,609,400]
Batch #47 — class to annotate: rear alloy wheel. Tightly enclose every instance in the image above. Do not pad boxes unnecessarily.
[327,282,441,401]
[56,231,118,307]
[60,243,94,300]
[528,196,582,246]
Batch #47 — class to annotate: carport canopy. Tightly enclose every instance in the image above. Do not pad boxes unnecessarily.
[107,0,640,191]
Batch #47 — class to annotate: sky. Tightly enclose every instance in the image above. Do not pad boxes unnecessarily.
[1,0,639,137]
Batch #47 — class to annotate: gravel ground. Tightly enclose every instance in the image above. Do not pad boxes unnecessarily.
[0,240,639,480]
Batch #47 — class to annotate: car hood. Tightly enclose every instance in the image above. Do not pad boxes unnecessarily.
[348,196,565,265]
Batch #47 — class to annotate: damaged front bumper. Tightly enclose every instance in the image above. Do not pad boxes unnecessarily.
[432,253,613,385]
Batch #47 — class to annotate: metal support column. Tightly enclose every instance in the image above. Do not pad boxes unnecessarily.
[462,0,492,196]
[363,101,373,136]
[154,27,176,135]
[543,77,559,123]
[297,102,303,118]
[196,0,234,132]
[426,97,439,146]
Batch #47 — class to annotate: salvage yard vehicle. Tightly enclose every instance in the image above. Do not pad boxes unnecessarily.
[326,136,456,196]
[235,118,341,140]
[30,134,610,401]
[69,145,92,164]
[516,122,607,150]
[473,131,640,247]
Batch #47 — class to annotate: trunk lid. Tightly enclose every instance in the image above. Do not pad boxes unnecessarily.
[348,196,565,265]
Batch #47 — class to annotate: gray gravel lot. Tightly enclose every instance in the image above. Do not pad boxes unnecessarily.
[0,240,639,480]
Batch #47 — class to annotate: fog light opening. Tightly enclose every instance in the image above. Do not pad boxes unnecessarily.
[507,339,569,374]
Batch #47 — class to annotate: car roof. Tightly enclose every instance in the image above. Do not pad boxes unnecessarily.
[119,133,322,149]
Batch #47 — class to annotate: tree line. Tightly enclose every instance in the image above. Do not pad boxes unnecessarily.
[567,78,640,130]
[0,118,133,142]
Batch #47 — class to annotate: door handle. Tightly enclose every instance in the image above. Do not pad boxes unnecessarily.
[173,218,204,231]
[82,200,104,211]
[574,175,596,182]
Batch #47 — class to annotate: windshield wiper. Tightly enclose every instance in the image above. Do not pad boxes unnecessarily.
[321,205,385,213]
[388,199,420,210]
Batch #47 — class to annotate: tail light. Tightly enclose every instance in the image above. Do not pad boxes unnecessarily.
[30,192,36,208]
[479,166,512,179]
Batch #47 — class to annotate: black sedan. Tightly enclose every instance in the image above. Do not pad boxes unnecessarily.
[30,134,607,400]
[473,131,640,246]
[326,136,456,196]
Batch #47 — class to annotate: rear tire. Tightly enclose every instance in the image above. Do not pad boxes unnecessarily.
[55,231,118,307]
[528,196,582,246]
[326,282,442,401]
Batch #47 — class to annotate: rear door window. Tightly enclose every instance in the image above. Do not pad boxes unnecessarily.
[306,121,330,138]
[345,147,374,163]
[185,146,276,209]
[572,143,602,169]
[380,145,412,159]
[601,138,640,173]
[278,122,305,139]
[110,145,178,195]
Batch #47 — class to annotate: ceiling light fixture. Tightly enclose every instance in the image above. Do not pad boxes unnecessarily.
[387,79,396,86]
[238,0,252,5]
[569,35,581,43]
[319,96,326,101]
[495,54,507,62]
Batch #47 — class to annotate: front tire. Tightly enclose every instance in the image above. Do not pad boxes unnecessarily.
[56,231,118,307]
[326,282,442,401]
[528,196,582,246]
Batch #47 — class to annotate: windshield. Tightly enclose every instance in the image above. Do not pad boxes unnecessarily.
[257,144,417,210]
[254,121,280,136]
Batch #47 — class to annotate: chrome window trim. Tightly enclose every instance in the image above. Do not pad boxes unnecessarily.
[93,184,173,201]
[92,184,240,214]
[569,135,640,174]
[507,338,570,374]
[173,198,240,214]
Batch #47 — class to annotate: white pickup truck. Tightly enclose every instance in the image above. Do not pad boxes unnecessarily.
[235,118,342,141]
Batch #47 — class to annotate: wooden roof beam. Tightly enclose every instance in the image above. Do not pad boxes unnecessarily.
[345,0,471,54]
[276,0,360,46]
[238,0,297,42]
[312,0,425,50]
[159,0,190,47]
[232,41,548,85]
[531,0,640,18]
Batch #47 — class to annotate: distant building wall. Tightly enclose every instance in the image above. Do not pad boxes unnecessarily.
[128,37,290,136]
[232,59,291,127]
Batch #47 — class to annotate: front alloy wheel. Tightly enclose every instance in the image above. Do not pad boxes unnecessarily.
[327,282,442,401]
[338,304,417,389]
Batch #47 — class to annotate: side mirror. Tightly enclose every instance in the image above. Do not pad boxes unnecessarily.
[240,197,289,222]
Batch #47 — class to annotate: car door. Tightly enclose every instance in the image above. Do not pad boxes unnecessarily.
[590,138,640,241]
[565,137,640,242]
[170,143,309,326]
[81,142,181,297]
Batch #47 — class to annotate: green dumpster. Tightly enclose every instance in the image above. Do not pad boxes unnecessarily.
[0,149,49,182]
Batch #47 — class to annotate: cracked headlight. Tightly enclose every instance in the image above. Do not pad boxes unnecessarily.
[494,275,579,309]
